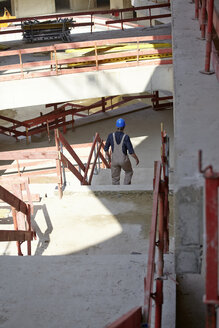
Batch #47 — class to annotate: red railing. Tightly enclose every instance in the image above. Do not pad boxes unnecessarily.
[106,125,170,328]
[0,131,109,198]
[193,0,219,79]
[0,178,36,255]
[0,34,172,82]
[82,132,110,185]
[0,92,173,142]
[0,3,171,36]
[199,150,219,328]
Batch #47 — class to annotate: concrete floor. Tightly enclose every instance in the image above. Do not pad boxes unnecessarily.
[0,104,175,327]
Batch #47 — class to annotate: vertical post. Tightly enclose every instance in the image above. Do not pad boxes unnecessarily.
[200,0,206,39]
[26,128,29,144]
[121,11,124,30]
[205,177,218,315]
[195,0,199,19]
[55,129,63,199]
[62,115,67,134]
[12,207,23,256]
[137,40,139,64]
[149,8,152,27]
[50,51,53,71]
[16,160,21,177]
[60,141,66,189]
[204,0,214,72]
[46,120,50,142]
[26,204,31,256]
[54,46,58,75]
[91,14,93,33]
[155,182,164,328]
[18,50,24,78]
[102,97,105,112]
[94,43,98,70]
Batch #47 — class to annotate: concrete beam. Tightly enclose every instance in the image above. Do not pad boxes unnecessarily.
[69,0,96,11]
[11,0,55,17]
[0,65,173,110]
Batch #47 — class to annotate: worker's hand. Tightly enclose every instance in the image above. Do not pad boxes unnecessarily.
[136,157,139,166]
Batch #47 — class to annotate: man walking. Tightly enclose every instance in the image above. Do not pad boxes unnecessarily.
[104,118,139,185]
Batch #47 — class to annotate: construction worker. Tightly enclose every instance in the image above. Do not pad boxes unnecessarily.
[104,118,139,185]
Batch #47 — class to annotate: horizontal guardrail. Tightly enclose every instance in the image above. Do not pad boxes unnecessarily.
[0,34,172,82]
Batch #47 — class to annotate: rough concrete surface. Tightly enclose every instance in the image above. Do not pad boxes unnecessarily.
[172,0,219,274]
[172,0,219,327]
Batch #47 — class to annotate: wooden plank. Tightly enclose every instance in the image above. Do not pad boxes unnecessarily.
[0,194,40,202]
[58,130,86,172]
[0,185,28,214]
[0,230,34,242]
[0,150,58,160]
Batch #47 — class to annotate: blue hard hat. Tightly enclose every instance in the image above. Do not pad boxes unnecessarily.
[116,118,125,128]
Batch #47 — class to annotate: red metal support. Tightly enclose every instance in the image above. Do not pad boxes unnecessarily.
[200,0,207,39]
[143,161,161,325]
[195,0,199,19]
[106,307,142,328]
[204,0,215,73]
[199,150,219,327]
[0,184,35,255]
[55,129,63,198]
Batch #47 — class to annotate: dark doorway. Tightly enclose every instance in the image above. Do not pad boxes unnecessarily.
[97,0,110,7]
[55,0,70,11]
[0,0,11,15]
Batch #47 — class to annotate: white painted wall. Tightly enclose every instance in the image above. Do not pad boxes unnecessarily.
[0,65,173,110]
[11,0,56,17]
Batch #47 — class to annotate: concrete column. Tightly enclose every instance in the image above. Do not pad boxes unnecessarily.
[172,0,219,274]
[11,0,55,17]
[69,0,96,11]
[110,0,132,18]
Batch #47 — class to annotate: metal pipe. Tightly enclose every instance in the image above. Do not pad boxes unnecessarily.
[195,0,199,19]
[205,177,218,303]
[200,0,206,39]
[205,0,214,72]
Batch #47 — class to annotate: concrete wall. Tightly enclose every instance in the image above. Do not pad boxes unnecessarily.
[172,0,219,274]
[0,65,173,110]
[69,0,96,11]
[110,0,131,9]
[11,0,55,17]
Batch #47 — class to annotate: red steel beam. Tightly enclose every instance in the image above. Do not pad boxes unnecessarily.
[0,230,34,242]
[143,161,161,325]
[205,176,219,304]
[106,307,142,328]
[0,4,170,25]
[205,0,214,72]
[57,130,86,172]
[60,153,85,184]
[0,185,28,215]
